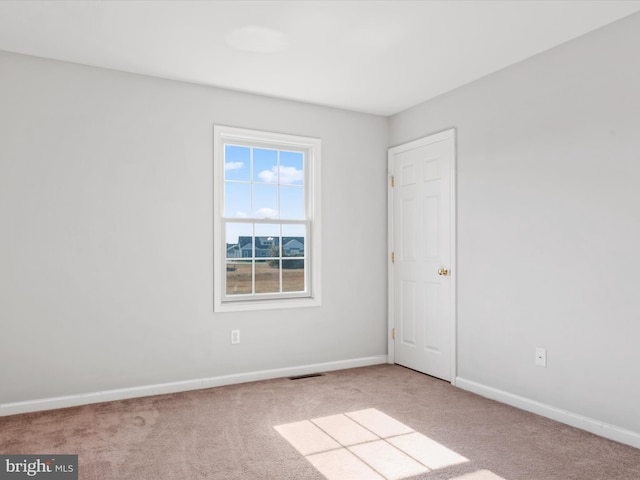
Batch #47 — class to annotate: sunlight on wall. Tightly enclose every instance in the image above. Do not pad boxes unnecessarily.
[274,408,506,480]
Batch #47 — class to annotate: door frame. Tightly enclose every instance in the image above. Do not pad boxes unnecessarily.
[387,128,457,385]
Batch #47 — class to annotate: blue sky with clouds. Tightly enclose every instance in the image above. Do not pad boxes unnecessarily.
[224,145,305,244]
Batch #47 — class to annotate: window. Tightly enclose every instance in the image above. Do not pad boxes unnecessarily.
[213,125,321,312]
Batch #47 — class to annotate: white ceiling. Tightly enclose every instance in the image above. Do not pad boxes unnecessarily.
[1,1,639,116]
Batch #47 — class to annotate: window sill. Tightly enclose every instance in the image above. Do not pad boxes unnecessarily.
[214,296,321,313]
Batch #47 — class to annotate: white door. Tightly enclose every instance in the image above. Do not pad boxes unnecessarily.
[388,129,456,381]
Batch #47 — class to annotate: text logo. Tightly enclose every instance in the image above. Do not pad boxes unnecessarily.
[0,456,77,480]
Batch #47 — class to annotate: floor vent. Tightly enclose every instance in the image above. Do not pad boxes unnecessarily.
[288,373,325,380]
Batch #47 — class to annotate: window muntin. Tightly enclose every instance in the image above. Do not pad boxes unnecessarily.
[214,126,321,312]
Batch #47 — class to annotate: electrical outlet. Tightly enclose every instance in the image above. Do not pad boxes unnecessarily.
[231,329,240,344]
[535,347,547,367]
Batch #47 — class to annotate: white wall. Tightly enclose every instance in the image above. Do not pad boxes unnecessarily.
[390,13,640,436]
[0,50,388,404]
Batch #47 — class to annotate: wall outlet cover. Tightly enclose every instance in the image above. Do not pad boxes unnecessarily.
[535,347,547,367]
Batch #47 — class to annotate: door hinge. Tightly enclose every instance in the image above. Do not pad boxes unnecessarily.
[391,176,395,187]
[391,328,395,340]
[391,252,395,264]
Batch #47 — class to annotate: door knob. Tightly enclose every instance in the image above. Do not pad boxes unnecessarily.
[438,267,449,276]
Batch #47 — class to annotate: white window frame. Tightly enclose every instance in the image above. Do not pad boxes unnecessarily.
[213,125,322,312]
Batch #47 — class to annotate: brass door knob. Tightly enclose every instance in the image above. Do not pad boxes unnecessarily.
[438,267,449,276]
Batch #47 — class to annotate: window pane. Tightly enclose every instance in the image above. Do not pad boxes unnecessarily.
[253,148,278,183]
[226,260,252,295]
[255,224,280,258]
[255,260,280,294]
[226,223,252,259]
[225,182,251,218]
[282,259,305,292]
[280,186,304,220]
[282,224,305,257]
[225,145,250,181]
[253,184,278,218]
[280,151,304,185]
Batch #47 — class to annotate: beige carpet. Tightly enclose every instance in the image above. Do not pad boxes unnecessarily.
[1,365,638,479]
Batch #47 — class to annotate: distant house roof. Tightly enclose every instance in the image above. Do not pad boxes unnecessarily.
[237,236,304,249]
[283,239,304,250]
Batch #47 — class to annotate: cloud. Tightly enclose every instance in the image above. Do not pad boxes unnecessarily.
[225,161,244,171]
[258,169,277,183]
[234,211,248,218]
[255,207,278,219]
[279,166,304,184]
[258,166,303,184]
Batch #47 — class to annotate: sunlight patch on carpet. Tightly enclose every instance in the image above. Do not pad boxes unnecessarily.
[452,470,507,480]
[274,408,483,480]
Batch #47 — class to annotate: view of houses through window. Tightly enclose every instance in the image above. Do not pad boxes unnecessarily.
[225,232,306,295]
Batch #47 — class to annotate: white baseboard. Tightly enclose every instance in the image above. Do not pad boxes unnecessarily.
[0,355,387,417]
[456,377,640,450]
